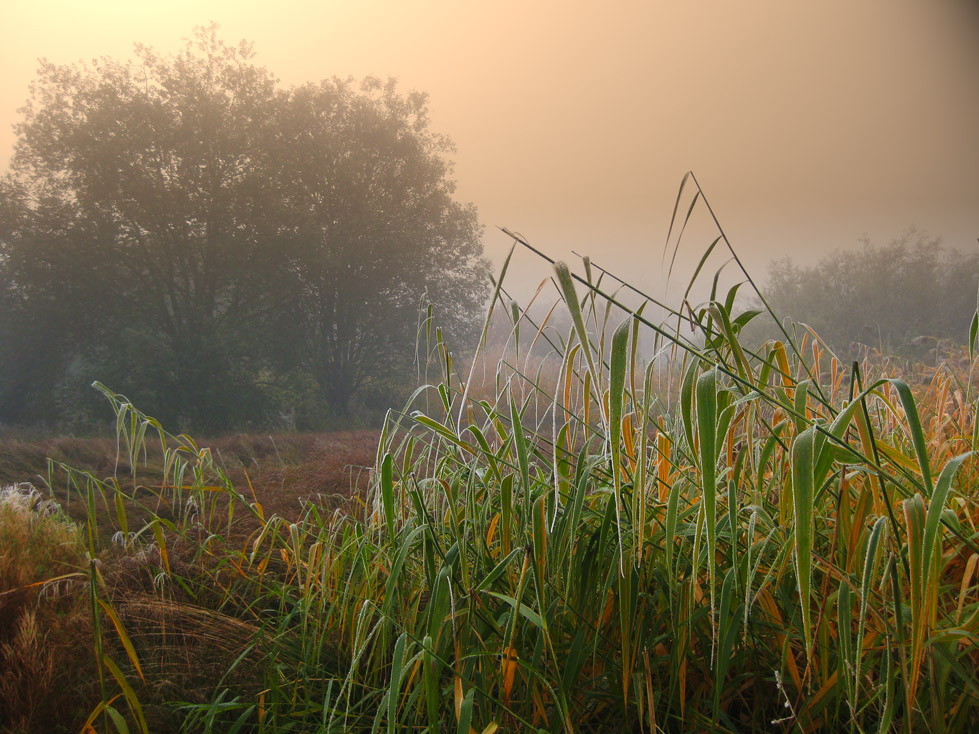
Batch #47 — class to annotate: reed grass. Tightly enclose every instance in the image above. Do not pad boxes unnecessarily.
[14,179,979,732]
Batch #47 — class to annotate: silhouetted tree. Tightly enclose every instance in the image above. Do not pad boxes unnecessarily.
[0,26,488,428]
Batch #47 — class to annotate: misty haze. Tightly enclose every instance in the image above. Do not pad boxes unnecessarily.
[1,2,977,732]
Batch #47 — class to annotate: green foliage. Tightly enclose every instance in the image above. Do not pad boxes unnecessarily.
[36,221,979,732]
[11,172,979,731]
[0,25,488,431]
[757,229,979,358]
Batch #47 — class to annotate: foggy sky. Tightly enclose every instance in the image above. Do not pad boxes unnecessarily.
[2,0,977,303]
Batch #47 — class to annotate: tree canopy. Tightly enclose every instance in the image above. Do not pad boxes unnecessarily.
[0,26,489,429]
[756,230,979,359]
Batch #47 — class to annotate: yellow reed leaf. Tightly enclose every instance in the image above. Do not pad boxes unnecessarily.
[501,645,518,704]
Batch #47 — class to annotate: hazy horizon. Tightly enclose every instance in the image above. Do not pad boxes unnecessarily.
[2,0,978,302]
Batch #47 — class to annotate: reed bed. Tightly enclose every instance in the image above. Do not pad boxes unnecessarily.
[10,182,979,733]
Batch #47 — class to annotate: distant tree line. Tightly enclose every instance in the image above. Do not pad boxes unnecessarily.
[754,230,979,359]
[0,26,489,431]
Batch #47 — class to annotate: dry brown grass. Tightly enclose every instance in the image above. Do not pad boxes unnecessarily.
[0,484,96,733]
[0,436,120,487]
[244,430,379,519]
[0,430,380,527]
[0,430,379,732]
[0,485,85,629]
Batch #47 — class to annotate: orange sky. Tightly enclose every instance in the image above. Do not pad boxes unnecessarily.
[2,0,977,301]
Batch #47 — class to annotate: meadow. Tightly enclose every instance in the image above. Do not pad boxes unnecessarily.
[2,221,979,733]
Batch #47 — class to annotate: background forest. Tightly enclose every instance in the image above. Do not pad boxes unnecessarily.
[754,230,979,362]
[3,28,978,435]
[0,28,488,432]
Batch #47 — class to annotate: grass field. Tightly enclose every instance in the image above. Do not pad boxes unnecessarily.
[0,430,380,529]
[0,430,379,732]
[3,218,979,732]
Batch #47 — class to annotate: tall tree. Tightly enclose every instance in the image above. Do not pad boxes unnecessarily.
[270,77,486,414]
[0,26,489,428]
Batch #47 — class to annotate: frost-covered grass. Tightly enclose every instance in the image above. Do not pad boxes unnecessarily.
[7,183,979,732]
